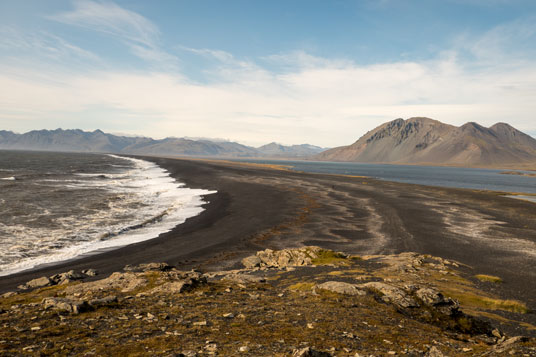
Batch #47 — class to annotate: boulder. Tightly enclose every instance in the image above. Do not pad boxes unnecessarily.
[50,270,86,284]
[222,274,266,284]
[124,262,173,272]
[316,281,366,296]
[242,246,324,269]
[415,287,459,316]
[42,297,89,314]
[20,276,52,290]
[241,255,262,268]
[82,269,98,276]
[88,295,118,307]
[361,282,419,308]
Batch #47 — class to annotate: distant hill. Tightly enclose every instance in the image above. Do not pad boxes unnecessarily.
[257,142,325,158]
[315,117,536,167]
[0,129,326,159]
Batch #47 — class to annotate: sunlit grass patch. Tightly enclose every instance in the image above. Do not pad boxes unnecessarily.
[287,282,315,292]
[453,293,529,314]
[474,274,502,283]
[311,250,350,266]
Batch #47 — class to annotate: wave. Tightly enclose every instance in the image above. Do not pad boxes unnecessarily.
[0,155,216,276]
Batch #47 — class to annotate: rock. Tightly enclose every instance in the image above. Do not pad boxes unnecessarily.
[88,295,117,307]
[82,269,98,276]
[492,329,502,339]
[1,291,17,298]
[193,320,207,326]
[316,281,366,296]
[415,288,445,306]
[292,347,332,357]
[241,255,262,268]
[494,336,529,353]
[20,276,52,289]
[50,270,86,285]
[239,346,249,352]
[123,262,173,272]
[415,287,459,315]
[361,282,419,308]
[243,246,324,269]
[425,346,444,357]
[64,272,147,295]
[42,297,89,314]
[223,274,266,284]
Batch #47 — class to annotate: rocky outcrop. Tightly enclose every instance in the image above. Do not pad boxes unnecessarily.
[241,246,325,268]
[2,248,534,356]
[17,269,96,290]
[315,281,366,296]
[361,282,419,308]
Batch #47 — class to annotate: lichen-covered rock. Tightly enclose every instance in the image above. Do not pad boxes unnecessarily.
[241,255,262,268]
[64,272,147,295]
[42,297,90,314]
[222,274,266,284]
[415,287,460,316]
[124,262,173,272]
[88,295,117,307]
[316,281,366,296]
[50,270,86,285]
[18,276,52,290]
[360,282,419,308]
[242,246,324,269]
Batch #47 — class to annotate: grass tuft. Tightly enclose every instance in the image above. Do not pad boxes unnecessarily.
[287,282,315,291]
[475,274,502,283]
[311,250,349,266]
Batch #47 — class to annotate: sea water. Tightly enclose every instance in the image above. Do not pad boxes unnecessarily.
[232,159,536,194]
[0,151,215,276]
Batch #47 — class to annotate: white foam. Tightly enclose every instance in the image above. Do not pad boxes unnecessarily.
[0,177,15,181]
[0,156,216,276]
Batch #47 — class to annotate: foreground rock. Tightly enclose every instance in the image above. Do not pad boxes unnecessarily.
[1,248,534,356]
[242,246,326,268]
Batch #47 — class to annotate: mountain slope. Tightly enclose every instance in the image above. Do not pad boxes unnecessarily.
[316,117,536,167]
[257,142,325,158]
[0,129,325,158]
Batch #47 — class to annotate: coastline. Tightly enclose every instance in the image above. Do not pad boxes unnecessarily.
[1,157,535,320]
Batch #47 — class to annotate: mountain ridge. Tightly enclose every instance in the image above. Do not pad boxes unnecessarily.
[0,129,326,159]
[316,117,536,167]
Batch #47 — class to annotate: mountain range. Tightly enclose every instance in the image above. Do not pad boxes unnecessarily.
[2,118,536,167]
[316,117,536,167]
[0,129,325,159]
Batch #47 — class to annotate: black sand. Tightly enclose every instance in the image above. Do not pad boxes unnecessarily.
[1,158,535,317]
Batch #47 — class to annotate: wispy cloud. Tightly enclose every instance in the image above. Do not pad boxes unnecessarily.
[1,2,536,146]
[0,26,100,64]
[50,0,178,68]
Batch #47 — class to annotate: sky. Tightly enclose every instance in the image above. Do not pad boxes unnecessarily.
[1,0,536,147]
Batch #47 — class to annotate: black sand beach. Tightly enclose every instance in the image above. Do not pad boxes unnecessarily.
[1,157,535,321]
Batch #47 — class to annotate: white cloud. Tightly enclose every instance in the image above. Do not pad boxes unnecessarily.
[1,2,536,146]
[50,0,178,68]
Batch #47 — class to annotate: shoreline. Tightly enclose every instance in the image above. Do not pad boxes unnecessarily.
[1,157,535,322]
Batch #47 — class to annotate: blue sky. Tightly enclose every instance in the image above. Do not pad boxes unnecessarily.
[1,0,536,146]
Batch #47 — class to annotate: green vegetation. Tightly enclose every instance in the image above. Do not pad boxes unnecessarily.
[311,250,349,266]
[475,274,503,283]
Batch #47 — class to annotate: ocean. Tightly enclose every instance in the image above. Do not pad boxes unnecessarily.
[0,151,215,276]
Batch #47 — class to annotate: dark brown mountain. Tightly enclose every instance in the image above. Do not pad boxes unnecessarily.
[316,117,536,167]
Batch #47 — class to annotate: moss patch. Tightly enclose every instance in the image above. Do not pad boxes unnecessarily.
[311,250,350,266]
[475,274,503,283]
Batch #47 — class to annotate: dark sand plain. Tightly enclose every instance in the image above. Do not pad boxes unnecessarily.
[1,157,535,321]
